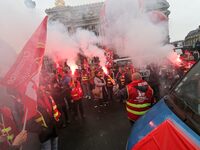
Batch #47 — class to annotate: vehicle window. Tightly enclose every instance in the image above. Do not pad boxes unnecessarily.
[174,62,200,115]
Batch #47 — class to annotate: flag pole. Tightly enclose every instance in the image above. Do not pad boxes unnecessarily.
[1,114,6,137]
[22,108,28,131]
[20,108,28,150]
[1,114,5,128]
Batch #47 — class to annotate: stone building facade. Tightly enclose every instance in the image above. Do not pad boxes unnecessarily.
[45,2,103,35]
[45,0,170,36]
[184,25,200,49]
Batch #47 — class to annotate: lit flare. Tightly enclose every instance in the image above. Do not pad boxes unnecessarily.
[102,66,115,85]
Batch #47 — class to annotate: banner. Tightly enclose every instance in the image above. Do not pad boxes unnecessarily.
[1,16,48,121]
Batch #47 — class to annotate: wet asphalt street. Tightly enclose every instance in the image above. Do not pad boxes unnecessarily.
[58,99,131,150]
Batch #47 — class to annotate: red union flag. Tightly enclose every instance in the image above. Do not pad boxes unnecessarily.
[1,16,48,120]
[132,120,199,150]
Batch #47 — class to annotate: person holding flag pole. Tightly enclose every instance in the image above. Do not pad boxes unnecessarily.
[19,109,28,150]
[0,106,28,150]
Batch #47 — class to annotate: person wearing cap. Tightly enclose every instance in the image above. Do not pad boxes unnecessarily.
[116,72,154,125]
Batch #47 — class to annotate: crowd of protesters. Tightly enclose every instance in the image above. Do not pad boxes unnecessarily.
[0,48,198,150]
[39,55,134,122]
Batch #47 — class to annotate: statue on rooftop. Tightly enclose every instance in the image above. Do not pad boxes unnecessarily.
[55,0,65,7]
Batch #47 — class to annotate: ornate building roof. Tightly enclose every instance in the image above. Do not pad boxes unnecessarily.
[184,25,200,48]
[45,1,170,35]
[46,2,103,34]
[185,27,200,39]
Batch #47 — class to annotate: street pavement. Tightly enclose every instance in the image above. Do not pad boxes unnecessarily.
[58,99,131,150]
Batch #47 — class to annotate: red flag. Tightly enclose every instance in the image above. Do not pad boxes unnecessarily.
[49,96,61,122]
[37,92,61,126]
[37,92,53,117]
[132,120,199,150]
[1,16,48,121]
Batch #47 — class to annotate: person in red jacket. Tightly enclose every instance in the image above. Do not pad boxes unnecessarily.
[116,72,154,125]
[69,76,85,120]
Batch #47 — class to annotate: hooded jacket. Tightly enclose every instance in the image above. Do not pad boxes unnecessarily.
[126,79,154,122]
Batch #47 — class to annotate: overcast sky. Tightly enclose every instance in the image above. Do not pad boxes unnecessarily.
[168,0,200,42]
[35,0,200,42]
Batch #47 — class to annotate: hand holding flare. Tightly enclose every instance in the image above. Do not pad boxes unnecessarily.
[106,74,116,85]
[102,67,115,85]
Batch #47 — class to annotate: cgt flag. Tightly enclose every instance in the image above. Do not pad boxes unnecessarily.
[1,16,48,121]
